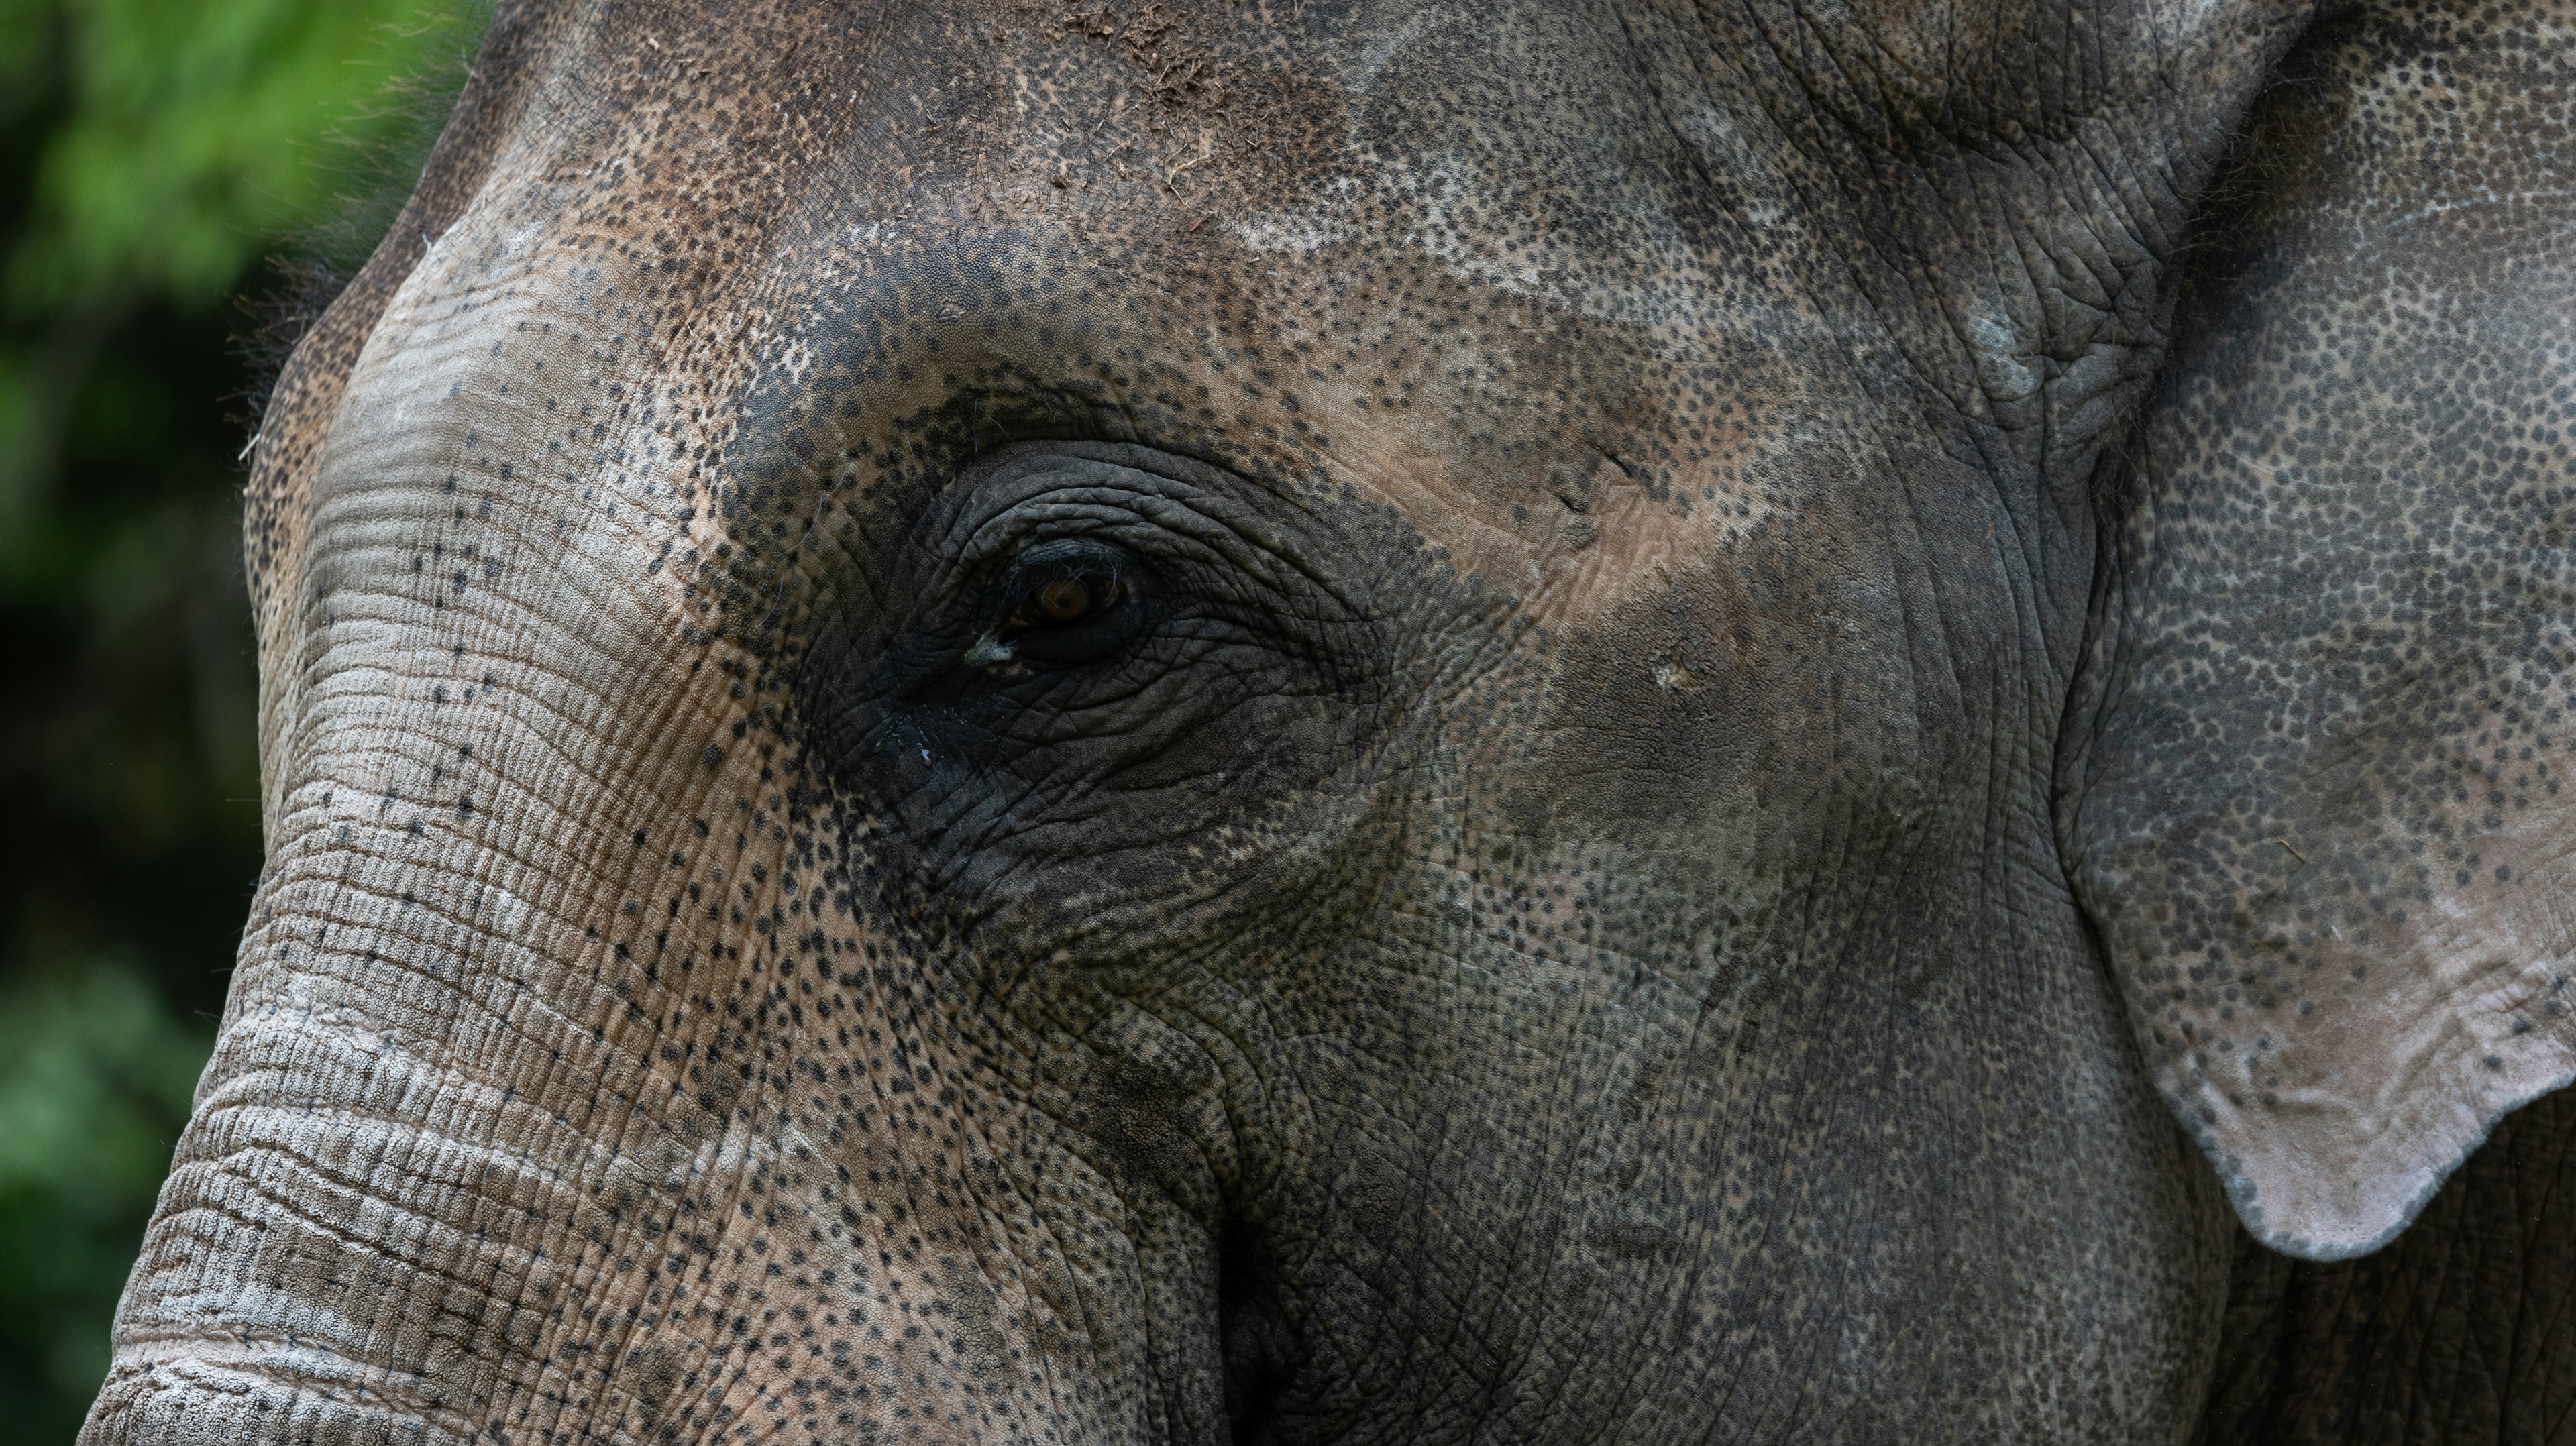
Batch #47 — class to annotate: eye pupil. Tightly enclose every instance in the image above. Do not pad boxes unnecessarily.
[1034,577,1095,622]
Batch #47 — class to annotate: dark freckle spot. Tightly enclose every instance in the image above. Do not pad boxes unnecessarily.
[702,744,724,771]
[2497,865,2512,881]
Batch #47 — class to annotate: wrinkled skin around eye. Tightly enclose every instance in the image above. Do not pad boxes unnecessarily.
[797,441,1452,960]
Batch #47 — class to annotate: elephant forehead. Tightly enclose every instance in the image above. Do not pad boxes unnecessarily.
[722,204,1834,630]
[264,0,1870,624]
[753,0,1841,555]
[279,227,694,724]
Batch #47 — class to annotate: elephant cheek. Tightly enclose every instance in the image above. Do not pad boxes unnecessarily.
[80,231,1161,1446]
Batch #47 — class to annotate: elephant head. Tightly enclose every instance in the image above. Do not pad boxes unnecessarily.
[84,0,2576,1441]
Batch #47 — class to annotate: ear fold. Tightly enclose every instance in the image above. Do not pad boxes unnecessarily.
[2061,0,2576,1260]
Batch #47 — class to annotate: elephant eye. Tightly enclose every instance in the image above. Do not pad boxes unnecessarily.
[966,537,1150,670]
[1004,571,1125,633]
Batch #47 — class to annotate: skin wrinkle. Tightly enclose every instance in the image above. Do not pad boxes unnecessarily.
[238,869,623,1089]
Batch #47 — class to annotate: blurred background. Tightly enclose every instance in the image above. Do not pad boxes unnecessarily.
[0,1,484,1438]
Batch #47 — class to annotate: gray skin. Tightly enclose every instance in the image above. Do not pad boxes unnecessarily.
[76,0,2576,1442]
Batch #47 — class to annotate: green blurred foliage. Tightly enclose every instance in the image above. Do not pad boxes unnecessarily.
[0,964,209,1421]
[0,1,484,1439]
[3,0,427,309]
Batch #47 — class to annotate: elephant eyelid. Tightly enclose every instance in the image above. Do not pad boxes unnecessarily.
[977,537,1142,618]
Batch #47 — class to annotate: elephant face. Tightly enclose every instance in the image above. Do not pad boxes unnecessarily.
[83,0,2576,1442]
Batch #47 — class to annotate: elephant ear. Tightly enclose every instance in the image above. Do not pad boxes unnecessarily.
[2062,0,2576,1261]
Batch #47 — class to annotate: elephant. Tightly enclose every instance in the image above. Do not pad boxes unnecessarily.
[78,0,2576,1439]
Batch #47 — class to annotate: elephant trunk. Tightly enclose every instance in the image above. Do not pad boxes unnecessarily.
[82,721,1161,1446]
[79,210,1206,1445]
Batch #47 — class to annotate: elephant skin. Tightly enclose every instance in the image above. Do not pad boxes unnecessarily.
[80,0,2576,1441]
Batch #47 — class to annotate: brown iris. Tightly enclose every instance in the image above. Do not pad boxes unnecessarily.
[1005,570,1124,634]
[1034,578,1095,622]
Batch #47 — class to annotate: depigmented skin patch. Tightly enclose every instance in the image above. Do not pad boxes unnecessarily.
[93,0,2576,1442]
[2063,0,2576,1262]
